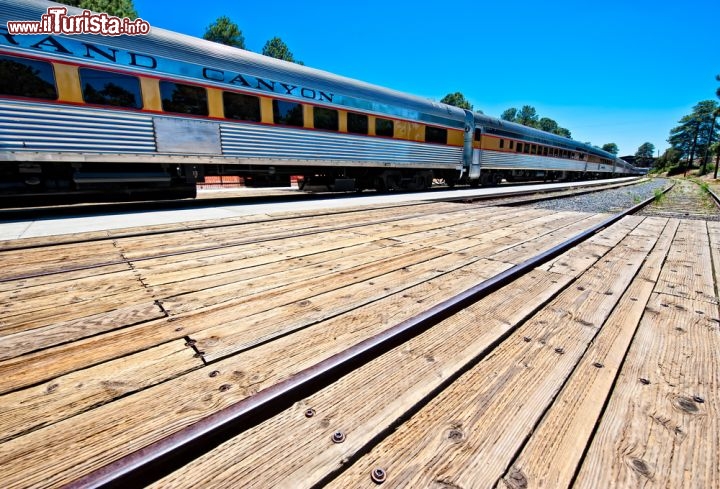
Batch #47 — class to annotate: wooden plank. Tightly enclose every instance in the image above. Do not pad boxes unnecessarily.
[128,205,494,279]
[191,249,466,362]
[575,293,719,488]
[537,215,644,277]
[500,217,676,488]
[0,263,131,293]
[324,216,663,488]
[0,206,560,394]
[0,339,201,444]
[149,259,619,488]
[574,231,720,488]
[0,301,165,361]
[653,219,717,304]
[0,257,515,488]
[0,240,125,280]
[115,204,476,261]
[488,212,614,263]
[0,271,146,328]
[709,220,720,302]
[0,289,154,335]
[153,241,409,313]
[160,242,440,317]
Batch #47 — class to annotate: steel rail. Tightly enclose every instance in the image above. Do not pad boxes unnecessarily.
[0,177,642,253]
[0,179,646,283]
[67,182,674,489]
[707,186,720,209]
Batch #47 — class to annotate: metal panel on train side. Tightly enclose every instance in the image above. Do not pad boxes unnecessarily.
[154,117,221,154]
[220,124,463,168]
[479,151,597,172]
[0,101,155,153]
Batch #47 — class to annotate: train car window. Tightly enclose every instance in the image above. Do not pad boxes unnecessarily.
[0,55,57,100]
[530,144,537,155]
[347,112,368,134]
[543,147,548,156]
[376,118,394,137]
[314,107,339,131]
[474,128,482,141]
[79,68,142,108]
[160,81,208,116]
[272,100,304,127]
[425,126,447,144]
[509,140,514,150]
[498,139,505,149]
[223,92,261,122]
[516,143,523,153]
[523,144,530,154]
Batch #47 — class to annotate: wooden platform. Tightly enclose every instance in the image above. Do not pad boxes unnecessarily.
[0,201,717,488]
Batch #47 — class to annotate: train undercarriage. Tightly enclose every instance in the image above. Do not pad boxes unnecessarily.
[0,158,622,208]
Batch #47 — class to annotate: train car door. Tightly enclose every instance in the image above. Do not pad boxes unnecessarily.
[464,111,481,180]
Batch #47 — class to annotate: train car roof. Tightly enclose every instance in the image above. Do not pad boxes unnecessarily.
[1,0,468,128]
[473,113,624,162]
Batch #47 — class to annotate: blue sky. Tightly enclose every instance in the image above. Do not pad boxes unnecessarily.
[132,0,719,156]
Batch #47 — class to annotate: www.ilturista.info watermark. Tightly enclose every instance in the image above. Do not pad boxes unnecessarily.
[6,7,150,36]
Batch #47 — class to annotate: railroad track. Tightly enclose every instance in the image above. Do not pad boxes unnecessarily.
[0,177,643,252]
[1,179,718,489]
[637,178,720,221]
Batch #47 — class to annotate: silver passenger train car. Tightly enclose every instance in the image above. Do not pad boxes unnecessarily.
[0,0,643,203]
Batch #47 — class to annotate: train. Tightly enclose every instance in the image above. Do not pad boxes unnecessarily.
[0,0,645,204]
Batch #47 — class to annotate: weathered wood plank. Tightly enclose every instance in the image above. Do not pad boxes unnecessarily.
[0,301,165,361]
[0,263,131,293]
[115,204,476,260]
[149,216,644,488]
[324,216,662,488]
[653,219,717,304]
[0,257,514,488]
[0,240,125,280]
[0,272,146,328]
[0,339,201,443]
[191,249,466,362]
[500,217,676,488]
[574,226,720,488]
[154,241,414,313]
[488,212,613,263]
[709,220,720,302]
[537,215,644,277]
[0,289,154,335]
[149,267,573,489]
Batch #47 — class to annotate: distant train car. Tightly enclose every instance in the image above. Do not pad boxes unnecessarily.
[0,0,643,203]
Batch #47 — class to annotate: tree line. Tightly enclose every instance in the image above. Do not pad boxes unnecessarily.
[202,16,303,64]
[655,99,719,175]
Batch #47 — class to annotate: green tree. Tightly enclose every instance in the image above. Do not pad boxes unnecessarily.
[203,16,245,48]
[500,108,517,122]
[537,117,559,133]
[602,143,619,155]
[655,147,681,170]
[440,92,473,111]
[262,37,302,64]
[554,127,572,138]
[668,100,719,169]
[58,0,138,18]
[516,105,539,127]
[635,142,655,167]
